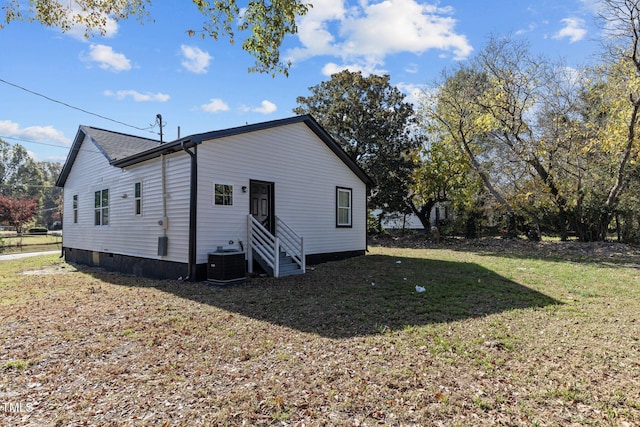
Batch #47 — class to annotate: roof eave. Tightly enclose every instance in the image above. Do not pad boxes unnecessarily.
[55,126,88,187]
[111,139,200,168]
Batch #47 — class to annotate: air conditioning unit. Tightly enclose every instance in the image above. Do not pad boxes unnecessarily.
[207,250,246,285]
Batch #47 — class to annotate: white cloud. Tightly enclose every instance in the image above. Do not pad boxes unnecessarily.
[43,155,69,163]
[553,17,587,43]
[286,0,472,71]
[201,98,230,113]
[55,1,119,40]
[292,0,346,57]
[515,23,537,36]
[404,63,419,74]
[396,82,427,106]
[0,120,71,145]
[83,44,131,72]
[66,18,119,40]
[181,45,213,74]
[104,90,170,102]
[321,61,385,77]
[344,0,471,59]
[252,100,278,114]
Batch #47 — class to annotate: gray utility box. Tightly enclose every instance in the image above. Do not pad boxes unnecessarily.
[207,250,246,284]
[157,236,168,256]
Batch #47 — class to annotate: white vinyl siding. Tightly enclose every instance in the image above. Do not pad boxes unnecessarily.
[61,133,191,263]
[94,189,109,226]
[196,122,367,262]
[336,187,352,227]
[72,195,78,223]
[134,182,142,215]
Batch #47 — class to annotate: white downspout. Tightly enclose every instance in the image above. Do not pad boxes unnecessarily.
[161,152,168,237]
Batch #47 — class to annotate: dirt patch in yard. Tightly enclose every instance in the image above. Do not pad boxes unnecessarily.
[21,263,79,276]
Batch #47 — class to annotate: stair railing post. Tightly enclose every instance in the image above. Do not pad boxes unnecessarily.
[274,236,280,278]
[247,215,253,273]
[301,236,305,273]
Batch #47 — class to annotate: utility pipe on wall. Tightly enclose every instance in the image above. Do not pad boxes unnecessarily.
[182,141,197,281]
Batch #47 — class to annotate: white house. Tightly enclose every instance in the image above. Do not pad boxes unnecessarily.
[55,115,373,281]
[372,202,454,231]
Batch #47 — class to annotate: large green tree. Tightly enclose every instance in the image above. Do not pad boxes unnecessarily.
[423,31,640,241]
[1,0,309,75]
[422,37,613,239]
[0,139,63,229]
[293,70,422,213]
[580,0,640,239]
[423,65,513,215]
[0,139,44,199]
[408,128,481,234]
[37,161,63,228]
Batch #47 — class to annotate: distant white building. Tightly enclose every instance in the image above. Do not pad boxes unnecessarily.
[372,201,454,230]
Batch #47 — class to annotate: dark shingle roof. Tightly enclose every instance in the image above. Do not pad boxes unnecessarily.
[80,126,161,162]
[55,126,161,187]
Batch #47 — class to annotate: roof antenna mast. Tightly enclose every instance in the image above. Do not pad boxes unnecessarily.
[156,113,164,143]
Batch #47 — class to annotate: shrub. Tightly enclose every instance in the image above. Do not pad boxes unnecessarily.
[28,227,48,235]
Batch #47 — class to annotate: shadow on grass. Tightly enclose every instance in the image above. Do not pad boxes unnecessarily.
[80,254,561,339]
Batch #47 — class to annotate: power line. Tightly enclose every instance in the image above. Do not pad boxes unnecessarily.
[0,135,70,150]
[0,135,107,157]
[0,77,157,134]
[0,184,60,188]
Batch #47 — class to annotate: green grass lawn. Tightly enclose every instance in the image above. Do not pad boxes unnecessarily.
[0,243,639,426]
[0,234,62,254]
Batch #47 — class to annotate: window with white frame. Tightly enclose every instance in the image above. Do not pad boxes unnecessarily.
[134,182,142,215]
[336,187,352,227]
[94,189,109,226]
[72,194,78,223]
[214,183,233,206]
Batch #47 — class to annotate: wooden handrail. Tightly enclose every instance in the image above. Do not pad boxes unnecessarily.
[248,214,305,277]
[276,216,305,274]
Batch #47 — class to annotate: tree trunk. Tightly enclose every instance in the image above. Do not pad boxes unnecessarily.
[606,96,640,210]
[407,198,435,232]
[465,210,479,239]
[460,136,513,214]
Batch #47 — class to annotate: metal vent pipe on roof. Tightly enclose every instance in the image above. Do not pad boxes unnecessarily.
[156,113,163,143]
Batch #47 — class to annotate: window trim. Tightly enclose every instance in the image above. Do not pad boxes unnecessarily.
[336,186,352,228]
[72,194,78,224]
[134,181,142,216]
[214,183,233,206]
[94,188,109,226]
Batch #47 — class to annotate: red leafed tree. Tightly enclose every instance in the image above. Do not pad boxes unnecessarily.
[0,196,39,234]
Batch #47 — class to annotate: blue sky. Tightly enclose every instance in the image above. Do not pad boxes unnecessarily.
[0,0,603,163]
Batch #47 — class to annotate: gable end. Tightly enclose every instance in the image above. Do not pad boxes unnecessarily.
[56,126,162,187]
